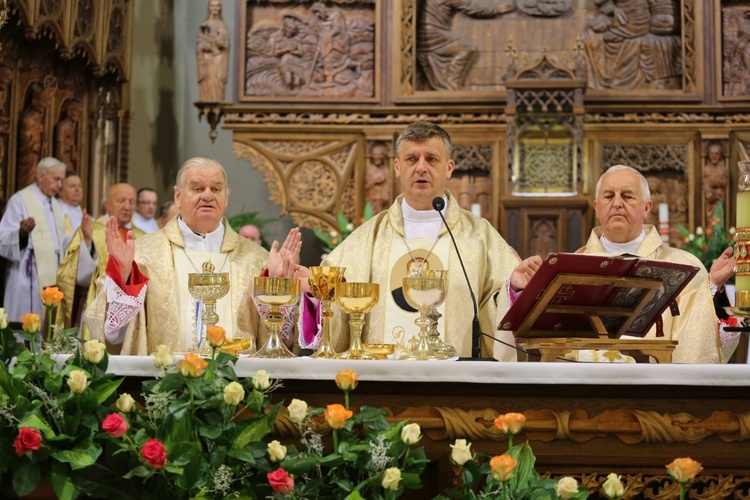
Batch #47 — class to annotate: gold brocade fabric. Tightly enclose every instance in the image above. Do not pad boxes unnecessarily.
[578,225,721,363]
[84,217,271,355]
[56,217,146,339]
[323,192,520,360]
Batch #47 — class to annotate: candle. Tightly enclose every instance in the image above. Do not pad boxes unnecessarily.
[658,203,669,244]
[736,160,750,308]
[471,203,482,217]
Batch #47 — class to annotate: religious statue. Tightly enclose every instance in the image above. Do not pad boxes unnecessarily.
[17,79,55,190]
[270,12,315,92]
[724,11,750,97]
[702,142,728,222]
[417,0,515,91]
[309,2,350,88]
[529,219,557,259]
[0,65,13,167]
[196,0,230,102]
[54,99,82,172]
[364,143,390,214]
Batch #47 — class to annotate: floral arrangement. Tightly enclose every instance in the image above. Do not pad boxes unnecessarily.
[678,201,735,273]
[313,202,374,255]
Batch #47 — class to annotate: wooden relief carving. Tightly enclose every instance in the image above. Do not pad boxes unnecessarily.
[722,6,750,98]
[16,76,56,190]
[242,1,376,101]
[0,64,12,192]
[54,97,82,172]
[601,144,688,172]
[364,141,391,215]
[702,140,728,223]
[446,143,493,219]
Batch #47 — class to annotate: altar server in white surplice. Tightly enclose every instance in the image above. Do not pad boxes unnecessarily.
[0,157,66,322]
[298,121,536,360]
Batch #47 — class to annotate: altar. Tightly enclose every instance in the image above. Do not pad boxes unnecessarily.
[110,357,750,498]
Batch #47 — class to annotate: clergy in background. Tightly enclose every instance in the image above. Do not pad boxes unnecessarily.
[132,187,159,233]
[58,171,84,238]
[84,157,301,355]
[56,183,145,336]
[0,157,65,323]
[298,121,527,360]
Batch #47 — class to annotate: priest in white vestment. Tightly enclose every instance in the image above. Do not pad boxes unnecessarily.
[298,121,536,360]
[0,157,66,322]
[84,157,301,355]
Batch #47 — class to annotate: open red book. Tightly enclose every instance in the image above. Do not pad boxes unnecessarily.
[499,253,700,338]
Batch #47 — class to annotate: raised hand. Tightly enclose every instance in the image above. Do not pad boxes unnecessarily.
[19,217,36,235]
[105,216,135,281]
[710,246,736,289]
[510,255,543,292]
[268,228,302,278]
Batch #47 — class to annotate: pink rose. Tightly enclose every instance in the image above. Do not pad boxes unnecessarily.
[267,468,294,494]
[14,427,42,456]
[140,438,168,468]
[102,413,128,438]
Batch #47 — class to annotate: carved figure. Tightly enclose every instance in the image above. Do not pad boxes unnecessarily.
[196,0,230,102]
[310,2,350,88]
[417,0,515,91]
[530,219,557,258]
[17,81,54,190]
[365,143,390,214]
[703,142,728,222]
[724,12,750,96]
[582,0,682,90]
[54,99,82,172]
[0,65,13,167]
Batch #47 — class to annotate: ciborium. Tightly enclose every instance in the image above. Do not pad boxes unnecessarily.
[253,277,300,358]
[334,282,379,360]
[400,275,448,360]
[188,259,230,355]
[309,266,346,358]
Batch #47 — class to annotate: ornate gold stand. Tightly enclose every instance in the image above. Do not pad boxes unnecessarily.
[188,261,230,356]
[252,277,299,358]
[309,266,346,358]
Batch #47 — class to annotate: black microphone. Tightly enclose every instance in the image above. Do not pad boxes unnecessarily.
[432,196,485,360]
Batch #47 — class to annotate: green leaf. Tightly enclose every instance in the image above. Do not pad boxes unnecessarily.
[12,459,40,497]
[123,466,151,479]
[51,442,102,470]
[232,413,274,449]
[18,412,55,438]
[91,378,124,405]
[280,455,320,475]
[50,462,78,500]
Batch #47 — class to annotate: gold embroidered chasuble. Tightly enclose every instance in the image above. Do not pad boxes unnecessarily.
[322,192,520,360]
[56,217,146,337]
[85,217,271,355]
[579,225,722,363]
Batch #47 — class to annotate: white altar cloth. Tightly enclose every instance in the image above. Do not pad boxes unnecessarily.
[102,355,750,387]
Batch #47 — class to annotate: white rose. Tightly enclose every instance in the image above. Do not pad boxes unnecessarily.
[267,440,287,462]
[449,439,473,466]
[345,223,354,232]
[696,226,704,235]
[329,230,338,238]
[381,467,401,491]
[252,370,270,391]
[602,472,625,499]
[67,369,89,394]
[82,339,106,364]
[401,423,421,445]
[730,227,736,235]
[288,398,308,424]
[152,345,174,368]
[115,393,136,413]
[0,308,8,329]
[556,477,579,500]
[223,382,245,406]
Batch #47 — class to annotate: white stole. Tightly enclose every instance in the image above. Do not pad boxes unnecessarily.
[18,185,64,288]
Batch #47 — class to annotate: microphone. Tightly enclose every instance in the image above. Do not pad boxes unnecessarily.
[432,196,485,360]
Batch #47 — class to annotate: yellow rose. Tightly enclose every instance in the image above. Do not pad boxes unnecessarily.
[602,473,625,499]
[324,403,353,429]
[223,381,245,406]
[40,286,64,307]
[206,325,226,347]
[493,412,526,435]
[666,457,703,483]
[178,353,208,378]
[252,370,270,391]
[381,467,401,491]
[556,477,579,500]
[267,440,287,462]
[400,423,421,445]
[0,308,8,329]
[82,339,106,364]
[115,393,136,413]
[67,369,90,394]
[335,369,360,391]
[152,345,174,369]
[449,439,473,466]
[21,313,41,334]
[489,454,517,482]
[287,398,308,424]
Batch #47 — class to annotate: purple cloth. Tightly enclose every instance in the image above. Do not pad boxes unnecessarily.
[299,293,322,350]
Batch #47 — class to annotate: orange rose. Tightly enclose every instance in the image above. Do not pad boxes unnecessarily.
[489,454,517,482]
[206,325,226,347]
[178,353,208,378]
[335,369,360,391]
[494,412,526,435]
[324,403,353,429]
[40,286,64,307]
[666,457,703,483]
[21,313,41,334]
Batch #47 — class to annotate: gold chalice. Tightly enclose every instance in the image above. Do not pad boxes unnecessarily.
[309,266,346,358]
[252,277,300,358]
[334,282,379,360]
[400,275,448,360]
[188,260,230,355]
[419,270,456,359]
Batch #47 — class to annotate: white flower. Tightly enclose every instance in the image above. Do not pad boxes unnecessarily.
[730,227,736,235]
[115,393,136,413]
[381,467,401,490]
[688,234,695,241]
[252,370,270,390]
[696,226,704,235]
[449,439,473,466]
[152,345,174,368]
[602,472,625,499]
[223,381,245,406]
[67,369,89,394]
[267,440,287,462]
[82,339,106,364]
[345,223,354,232]
[329,230,338,238]
[288,398,308,424]
[0,308,7,329]
[556,477,579,500]
[401,423,421,445]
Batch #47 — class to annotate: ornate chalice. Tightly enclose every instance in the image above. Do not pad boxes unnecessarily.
[308,266,346,358]
[334,282,379,360]
[420,270,456,359]
[188,259,230,355]
[252,277,300,358]
[401,274,448,360]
